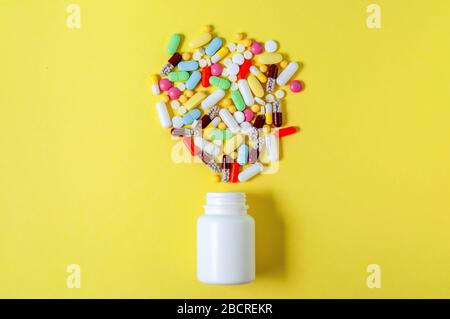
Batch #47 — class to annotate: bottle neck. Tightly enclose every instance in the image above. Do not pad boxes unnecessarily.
[203,192,248,215]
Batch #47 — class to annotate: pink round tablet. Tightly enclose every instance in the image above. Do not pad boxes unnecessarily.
[243,108,254,122]
[159,78,172,91]
[290,80,303,93]
[168,87,181,100]
[211,63,223,76]
[250,42,263,55]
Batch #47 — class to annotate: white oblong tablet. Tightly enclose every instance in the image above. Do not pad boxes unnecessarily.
[156,102,172,128]
[276,62,299,86]
[219,108,240,133]
[265,134,279,162]
[238,162,264,182]
[201,89,225,110]
[237,79,254,106]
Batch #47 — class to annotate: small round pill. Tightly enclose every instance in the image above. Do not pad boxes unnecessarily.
[243,108,254,122]
[199,59,207,68]
[176,82,186,91]
[275,89,286,99]
[250,42,263,55]
[232,53,245,65]
[182,52,192,61]
[265,40,278,53]
[265,94,275,103]
[218,122,227,130]
[236,44,245,53]
[280,60,289,68]
[159,78,172,91]
[168,87,181,100]
[259,65,268,73]
[243,38,252,47]
[193,51,203,61]
[170,100,180,109]
[203,25,213,32]
[251,105,260,113]
[243,51,253,60]
[179,95,187,103]
[227,43,237,52]
[233,111,245,123]
[184,90,194,97]
[290,80,303,93]
[161,95,169,103]
[228,105,237,113]
[177,106,187,115]
[211,63,223,76]
[234,33,245,41]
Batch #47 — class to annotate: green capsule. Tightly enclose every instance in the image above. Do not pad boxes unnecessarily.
[168,71,189,82]
[223,129,233,140]
[167,34,181,55]
[210,129,225,140]
[231,89,246,111]
[209,76,231,90]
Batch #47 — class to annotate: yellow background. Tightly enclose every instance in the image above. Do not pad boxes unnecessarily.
[1,0,449,298]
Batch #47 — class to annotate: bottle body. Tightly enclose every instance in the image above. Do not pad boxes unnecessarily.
[197,192,255,285]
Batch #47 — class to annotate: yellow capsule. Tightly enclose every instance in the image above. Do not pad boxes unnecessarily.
[249,66,267,84]
[189,33,212,48]
[161,95,169,103]
[243,38,252,47]
[220,98,232,107]
[179,95,188,103]
[251,105,260,113]
[150,74,160,95]
[185,92,206,110]
[182,52,192,60]
[184,90,194,97]
[203,25,213,33]
[280,60,289,68]
[247,75,265,98]
[234,33,245,41]
[256,53,283,65]
[211,47,229,63]
[224,135,244,155]
[259,65,268,73]
[218,122,227,130]
[227,105,237,113]
[265,103,273,125]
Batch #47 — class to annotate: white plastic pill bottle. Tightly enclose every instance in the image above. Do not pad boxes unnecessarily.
[197,192,255,285]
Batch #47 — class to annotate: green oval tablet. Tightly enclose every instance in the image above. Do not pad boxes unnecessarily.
[231,89,246,111]
[209,76,231,90]
[167,34,181,55]
[168,71,189,82]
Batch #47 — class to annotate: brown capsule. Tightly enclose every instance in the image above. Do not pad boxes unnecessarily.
[248,147,259,163]
[273,100,282,127]
[222,155,232,169]
[267,64,278,79]
[253,114,266,129]
[168,52,182,66]
[171,128,195,137]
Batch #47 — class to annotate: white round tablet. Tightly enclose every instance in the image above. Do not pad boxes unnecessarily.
[236,43,245,53]
[227,63,239,75]
[232,53,245,65]
[227,43,237,52]
[275,89,285,99]
[193,51,203,61]
[265,94,275,103]
[243,51,253,60]
[199,59,207,68]
[265,40,278,53]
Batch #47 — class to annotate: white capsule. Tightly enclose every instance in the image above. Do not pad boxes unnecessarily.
[155,102,172,128]
[194,136,221,156]
[172,116,183,128]
[232,53,245,65]
[275,89,285,99]
[210,116,221,128]
[240,121,253,133]
[265,134,279,162]
[219,108,240,133]
[238,79,254,106]
[152,84,160,96]
[238,162,264,182]
[201,89,225,110]
[233,111,245,124]
[276,62,299,86]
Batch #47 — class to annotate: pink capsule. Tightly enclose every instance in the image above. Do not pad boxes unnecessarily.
[243,108,254,122]
[168,87,181,100]
[211,63,223,76]
[250,42,263,55]
[290,80,303,93]
[159,78,172,91]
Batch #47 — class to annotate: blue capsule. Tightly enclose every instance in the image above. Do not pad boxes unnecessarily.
[178,60,199,72]
[205,37,223,56]
[185,71,201,90]
[237,144,249,165]
[181,108,202,125]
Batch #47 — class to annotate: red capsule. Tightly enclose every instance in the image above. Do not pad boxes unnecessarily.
[275,126,298,138]
[230,162,240,183]
[253,114,266,129]
[183,136,195,156]
[237,59,252,79]
[168,52,182,67]
[202,66,211,87]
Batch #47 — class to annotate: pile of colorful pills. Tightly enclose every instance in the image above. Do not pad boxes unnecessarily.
[151,26,304,182]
